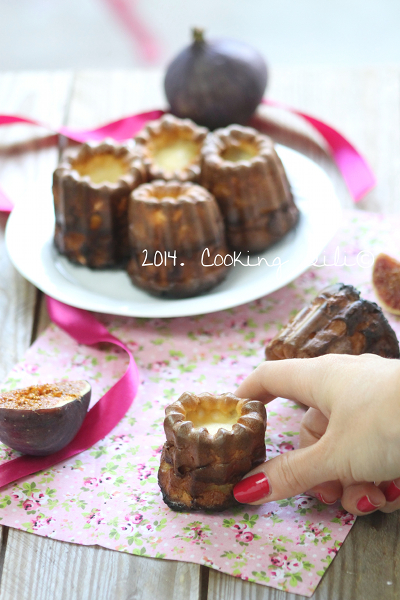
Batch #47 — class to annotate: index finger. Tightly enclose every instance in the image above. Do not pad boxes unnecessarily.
[235,356,336,412]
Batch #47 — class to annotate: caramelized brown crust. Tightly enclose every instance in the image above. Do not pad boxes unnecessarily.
[53,140,145,268]
[127,180,229,298]
[227,202,299,254]
[265,283,400,360]
[135,114,208,182]
[158,392,267,511]
[201,125,299,252]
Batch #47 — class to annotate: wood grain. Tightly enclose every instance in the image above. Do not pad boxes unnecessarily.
[208,573,301,600]
[0,70,73,595]
[268,66,400,214]
[67,69,165,128]
[312,511,400,600]
[0,529,200,600]
[0,70,72,380]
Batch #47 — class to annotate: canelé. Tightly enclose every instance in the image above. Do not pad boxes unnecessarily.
[265,283,400,360]
[201,125,299,253]
[127,180,229,298]
[158,392,267,511]
[53,140,145,268]
[135,114,208,182]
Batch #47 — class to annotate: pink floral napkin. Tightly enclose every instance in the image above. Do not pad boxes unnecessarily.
[0,209,398,596]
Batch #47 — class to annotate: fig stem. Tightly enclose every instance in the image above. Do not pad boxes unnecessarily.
[192,27,205,44]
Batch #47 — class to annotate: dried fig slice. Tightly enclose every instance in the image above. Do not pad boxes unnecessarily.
[0,381,91,456]
[158,392,266,512]
[372,253,400,315]
[265,283,399,360]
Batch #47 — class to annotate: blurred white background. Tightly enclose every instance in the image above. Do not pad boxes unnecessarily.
[1,0,400,70]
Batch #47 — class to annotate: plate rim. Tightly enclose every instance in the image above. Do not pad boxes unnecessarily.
[5,144,342,318]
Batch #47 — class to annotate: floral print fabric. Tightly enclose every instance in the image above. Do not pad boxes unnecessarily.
[0,210,398,596]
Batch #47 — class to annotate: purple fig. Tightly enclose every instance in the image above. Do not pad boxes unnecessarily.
[0,381,91,456]
[164,28,268,130]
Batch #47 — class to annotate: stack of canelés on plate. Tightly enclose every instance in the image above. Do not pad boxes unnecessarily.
[53,114,299,299]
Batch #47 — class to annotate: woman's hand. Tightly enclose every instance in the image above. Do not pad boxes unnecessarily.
[233,353,400,516]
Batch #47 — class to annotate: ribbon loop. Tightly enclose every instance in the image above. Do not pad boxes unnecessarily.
[0,297,140,489]
[264,99,375,201]
[0,103,375,213]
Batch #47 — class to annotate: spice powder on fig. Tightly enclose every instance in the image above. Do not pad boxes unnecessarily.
[0,383,81,410]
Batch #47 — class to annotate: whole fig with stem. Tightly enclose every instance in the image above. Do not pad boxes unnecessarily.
[164,28,268,130]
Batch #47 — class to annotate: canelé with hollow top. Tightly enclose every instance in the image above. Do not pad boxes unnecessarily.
[53,140,145,268]
[127,180,229,298]
[158,391,267,511]
[201,125,299,253]
[135,114,208,182]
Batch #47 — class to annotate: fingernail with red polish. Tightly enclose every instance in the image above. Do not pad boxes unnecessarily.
[233,472,270,503]
[316,493,337,505]
[356,495,380,513]
[385,481,400,503]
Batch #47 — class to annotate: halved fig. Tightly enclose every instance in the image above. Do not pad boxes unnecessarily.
[265,283,399,360]
[372,253,400,315]
[0,381,91,456]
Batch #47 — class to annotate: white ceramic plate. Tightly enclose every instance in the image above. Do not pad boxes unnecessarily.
[6,145,341,318]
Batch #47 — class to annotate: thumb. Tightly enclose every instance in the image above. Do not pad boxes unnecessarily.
[233,442,334,504]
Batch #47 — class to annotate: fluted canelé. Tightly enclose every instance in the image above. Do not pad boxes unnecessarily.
[53,140,145,268]
[135,114,208,182]
[158,392,267,511]
[201,125,299,253]
[127,180,229,298]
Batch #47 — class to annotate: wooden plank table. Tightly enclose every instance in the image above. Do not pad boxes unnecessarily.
[0,67,399,600]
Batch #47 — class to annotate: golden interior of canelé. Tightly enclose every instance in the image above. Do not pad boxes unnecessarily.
[186,404,239,435]
[151,139,199,173]
[72,153,128,184]
[150,187,180,200]
[221,142,258,163]
[141,183,192,204]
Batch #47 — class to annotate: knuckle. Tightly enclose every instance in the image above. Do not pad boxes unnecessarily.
[379,505,396,514]
[276,452,307,495]
[339,497,353,515]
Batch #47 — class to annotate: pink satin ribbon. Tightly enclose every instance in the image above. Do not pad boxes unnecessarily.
[0,103,374,213]
[0,109,164,144]
[0,297,140,488]
[100,0,161,64]
[0,187,13,213]
[0,109,163,213]
[263,99,376,202]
